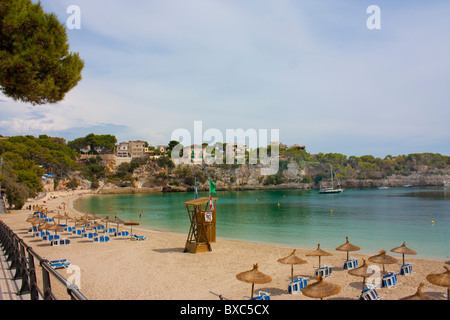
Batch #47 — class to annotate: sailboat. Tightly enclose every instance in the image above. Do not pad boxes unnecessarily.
[319,165,344,194]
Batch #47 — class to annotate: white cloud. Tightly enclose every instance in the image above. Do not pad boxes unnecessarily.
[4,0,449,156]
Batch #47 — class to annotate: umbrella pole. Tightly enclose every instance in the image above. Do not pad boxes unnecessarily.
[251,283,254,299]
[319,256,321,269]
[347,251,349,261]
[291,265,294,282]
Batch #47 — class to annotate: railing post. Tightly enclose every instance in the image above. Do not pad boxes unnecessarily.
[17,242,31,295]
[41,259,54,300]
[27,249,39,300]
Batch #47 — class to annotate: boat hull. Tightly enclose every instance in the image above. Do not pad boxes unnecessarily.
[320,188,344,194]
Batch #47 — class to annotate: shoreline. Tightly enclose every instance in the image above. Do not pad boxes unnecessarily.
[1,189,449,300]
[73,187,449,261]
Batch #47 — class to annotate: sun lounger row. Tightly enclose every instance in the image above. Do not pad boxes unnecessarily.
[114,231,129,237]
[93,235,110,243]
[83,232,99,239]
[51,239,71,246]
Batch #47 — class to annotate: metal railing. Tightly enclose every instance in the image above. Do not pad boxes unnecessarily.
[0,220,87,300]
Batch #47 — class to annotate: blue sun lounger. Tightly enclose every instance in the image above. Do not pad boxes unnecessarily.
[360,286,382,300]
[132,234,147,241]
[382,272,398,288]
[343,258,358,270]
[400,263,413,276]
[252,291,271,300]
[49,259,71,269]
[288,276,308,294]
[314,265,332,278]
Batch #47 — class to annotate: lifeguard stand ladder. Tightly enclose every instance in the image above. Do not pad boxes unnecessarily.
[183,197,218,253]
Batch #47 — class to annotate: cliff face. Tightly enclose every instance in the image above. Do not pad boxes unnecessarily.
[91,160,450,193]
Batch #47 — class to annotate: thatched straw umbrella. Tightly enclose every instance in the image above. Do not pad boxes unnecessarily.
[27,216,44,226]
[390,242,417,266]
[75,218,91,235]
[426,266,450,300]
[112,217,126,232]
[52,211,66,225]
[277,249,308,282]
[400,283,434,300]
[301,276,341,300]
[47,223,65,236]
[306,244,332,268]
[336,236,360,261]
[348,259,376,292]
[102,216,114,231]
[124,220,140,237]
[236,263,272,299]
[37,221,54,231]
[368,250,398,274]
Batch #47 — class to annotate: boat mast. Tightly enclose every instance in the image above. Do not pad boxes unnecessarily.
[330,165,334,189]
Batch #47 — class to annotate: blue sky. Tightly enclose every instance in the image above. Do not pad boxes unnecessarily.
[0,0,449,157]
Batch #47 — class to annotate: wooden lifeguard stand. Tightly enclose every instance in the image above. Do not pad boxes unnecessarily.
[183,197,218,253]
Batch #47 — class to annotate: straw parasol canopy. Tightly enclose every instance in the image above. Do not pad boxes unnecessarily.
[236,263,272,299]
[390,242,417,266]
[336,236,360,261]
[124,220,139,236]
[38,221,54,231]
[102,216,114,231]
[426,266,450,300]
[306,244,332,268]
[277,249,308,282]
[301,276,341,300]
[348,259,376,292]
[75,218,91,233]
[368,250,398,274]
[112,217,126,231]
[52,211,66,224]
[87,221,104,231]
[27,216,44,225]
[47,223,65,235]
[400,283,435,300]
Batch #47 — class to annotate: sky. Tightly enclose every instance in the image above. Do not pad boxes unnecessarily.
[0,0,449,157]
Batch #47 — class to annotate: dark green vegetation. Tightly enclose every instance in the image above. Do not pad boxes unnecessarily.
[0,0,84,104]
[1,134,449,208]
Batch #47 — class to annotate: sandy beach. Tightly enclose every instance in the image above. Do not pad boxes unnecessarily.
[1,189,449,301]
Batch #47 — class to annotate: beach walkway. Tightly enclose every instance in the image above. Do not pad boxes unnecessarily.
[0,249,29,300]
[0,200,29,300]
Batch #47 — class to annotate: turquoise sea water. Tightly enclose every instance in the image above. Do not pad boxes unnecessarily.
[73,187,450,260]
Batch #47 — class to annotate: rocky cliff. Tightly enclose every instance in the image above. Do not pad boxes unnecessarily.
[85,159,450,194]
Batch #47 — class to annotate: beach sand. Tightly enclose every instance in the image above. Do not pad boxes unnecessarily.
[1,190,449,301]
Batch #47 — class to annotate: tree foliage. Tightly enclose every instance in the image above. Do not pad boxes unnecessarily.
[0,0,84,104]
[0,135,78,208]
[68,133,117,155]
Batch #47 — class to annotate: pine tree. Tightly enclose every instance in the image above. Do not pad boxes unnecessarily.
[0,0,84,105]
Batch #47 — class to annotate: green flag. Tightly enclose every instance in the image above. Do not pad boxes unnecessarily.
[209,179,216,194]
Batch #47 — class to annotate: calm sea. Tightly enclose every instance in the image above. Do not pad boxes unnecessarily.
[73,187,450,260]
